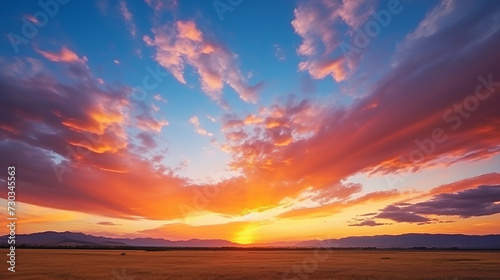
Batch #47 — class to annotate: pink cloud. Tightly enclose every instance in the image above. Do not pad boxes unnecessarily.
[189,115,213,136]
[36,47,87,64]
[298,56,348,81]
[291,0,376,81]
[144,20,263,103]
[136,112,168,132]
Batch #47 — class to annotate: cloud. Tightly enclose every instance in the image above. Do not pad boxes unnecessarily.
[97,221,121,226]
[291,0,376,81]
[206,115,217,122]
[222,115,245,130]
[376,185,500,223]
[219,0,500,216]
[393,0,500,66]
[25,14,39,24]
[0,57,43,77]
[36,47,87,64]
[0,63,191,220]
[0,61,270,220]
[358,212,378,217]
[189,115,213,136]
[119,0,136,36]
[411,185,500,218]
[225,130,247,142]
[137,131,157,149]
[404,0,455,42]
[375,205,431,223]
[311,183,363,204]
[144,0,177,12]
[0,71,129,154]
[153,94,167,103]
[136,111,169,132]
[428,172,500,196]
[272,43,285,61]
[223,98,325,157]
[349,219,387,227]
[144,20,263,103]
[298,56,348,81]
[279,189,401,219]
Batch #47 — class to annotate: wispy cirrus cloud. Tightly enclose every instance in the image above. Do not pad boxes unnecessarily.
[144,0,177,12]
[119,0,137,37]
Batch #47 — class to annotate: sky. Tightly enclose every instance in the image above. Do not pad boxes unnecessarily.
[0,0,499,244]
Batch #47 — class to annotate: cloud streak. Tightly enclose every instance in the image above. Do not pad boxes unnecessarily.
[119,0,137,36]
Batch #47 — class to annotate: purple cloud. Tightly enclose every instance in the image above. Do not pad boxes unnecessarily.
[349,220,387,227]
[376,185,500,223]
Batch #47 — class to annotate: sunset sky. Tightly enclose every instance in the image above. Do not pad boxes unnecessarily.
[1,0,500,244]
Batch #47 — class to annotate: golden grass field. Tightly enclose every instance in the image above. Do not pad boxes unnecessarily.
[1,249,499,279]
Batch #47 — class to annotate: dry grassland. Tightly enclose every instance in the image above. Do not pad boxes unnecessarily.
[1,249,499,279]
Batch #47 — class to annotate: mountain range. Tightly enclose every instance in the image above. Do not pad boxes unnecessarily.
[2,232,500,249]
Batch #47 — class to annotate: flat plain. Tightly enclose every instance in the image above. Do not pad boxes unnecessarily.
[1,249,499,279]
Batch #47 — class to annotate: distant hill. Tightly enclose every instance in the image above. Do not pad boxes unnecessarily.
[297,234,500,249]
[1,231,239,248]
[2,231,499,249]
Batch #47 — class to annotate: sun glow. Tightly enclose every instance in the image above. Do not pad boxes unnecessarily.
[233,225,257,245]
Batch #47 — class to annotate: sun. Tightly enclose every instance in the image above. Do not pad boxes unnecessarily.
[233,225,257,245]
